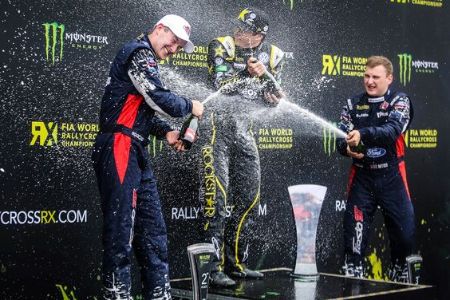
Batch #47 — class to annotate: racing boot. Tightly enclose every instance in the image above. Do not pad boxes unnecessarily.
[209,271,236,287]
[230,267,264,279]
[149,283,172,300]
[389,263,408,283]
[342,255,364,278]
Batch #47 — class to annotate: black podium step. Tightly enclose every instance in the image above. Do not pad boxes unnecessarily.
[171,268,435,299]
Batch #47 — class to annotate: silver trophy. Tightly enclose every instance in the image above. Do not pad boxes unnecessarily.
[406,254,423,284]
[187,243,215,300]
[288,184,327,281]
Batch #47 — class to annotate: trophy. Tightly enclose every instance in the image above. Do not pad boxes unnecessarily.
[187,243,215,300]
[406,254,423,284]
[288,184,327,281]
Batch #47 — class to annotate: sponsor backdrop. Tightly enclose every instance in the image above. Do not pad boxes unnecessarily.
[0,0,448,299]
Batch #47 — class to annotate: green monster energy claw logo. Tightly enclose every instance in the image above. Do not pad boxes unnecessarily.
[147,135,164,157]
[43,22,65,64]
[282,0,297,10]
[55,284,77,300]
[323,124,336,156]
[398,53,412,86]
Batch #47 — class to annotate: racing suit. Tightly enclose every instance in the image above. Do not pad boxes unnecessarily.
[92,34,192,299]
[201,36,284,275]
[337,89,415,279]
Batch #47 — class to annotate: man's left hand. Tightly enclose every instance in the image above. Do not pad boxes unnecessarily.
[346,130,361,147]
[247,57,266,77]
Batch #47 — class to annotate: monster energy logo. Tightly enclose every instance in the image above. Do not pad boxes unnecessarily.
[43,22,65,64]
[398,53,412,86]
[147,135,164,157]
[55,284,77,300]
[323,124,336,156]
[282,0,297,10]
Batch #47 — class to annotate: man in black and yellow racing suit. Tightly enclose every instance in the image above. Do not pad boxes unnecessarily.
[200,7,285,287]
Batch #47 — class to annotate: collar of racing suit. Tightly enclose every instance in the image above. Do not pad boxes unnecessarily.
[137,33,158,60]
[367,89,391,103]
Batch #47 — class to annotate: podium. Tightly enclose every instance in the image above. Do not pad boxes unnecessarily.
[171,269,435,299]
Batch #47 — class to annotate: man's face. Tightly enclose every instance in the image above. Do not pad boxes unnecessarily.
[364,65,393,97]
[151,25,186,59]
[233,28,264,48]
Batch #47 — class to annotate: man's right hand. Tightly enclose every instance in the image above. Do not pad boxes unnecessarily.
[264,90,285,106]
[191,100,204,118]
[346,130,361,147]
[247,57,266,77]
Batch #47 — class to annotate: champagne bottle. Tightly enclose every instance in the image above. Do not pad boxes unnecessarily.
[350,141,365,154]
[180,114,199,150]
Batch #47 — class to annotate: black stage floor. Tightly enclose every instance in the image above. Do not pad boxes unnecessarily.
[171,268,435,300]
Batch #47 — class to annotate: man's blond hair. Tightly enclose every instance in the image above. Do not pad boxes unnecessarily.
[366,56,393,76]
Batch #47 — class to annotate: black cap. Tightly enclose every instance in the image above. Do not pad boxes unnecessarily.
[236,7,269,35]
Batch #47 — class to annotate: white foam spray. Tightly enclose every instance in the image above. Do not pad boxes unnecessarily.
[278,99,347,138]
[264,70,346,138]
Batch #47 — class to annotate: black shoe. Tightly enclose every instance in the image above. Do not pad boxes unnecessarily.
[342,262,364,278]
[231,268,264,279]
[389,263,408,283]
[210,271,236,287]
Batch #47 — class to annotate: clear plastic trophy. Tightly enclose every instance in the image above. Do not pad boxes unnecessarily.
[406,254,423,284]
[187,243,215,300]
[288,184,327,281]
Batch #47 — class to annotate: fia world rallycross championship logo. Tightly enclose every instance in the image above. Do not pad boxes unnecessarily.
[322,55,341,75]
[390,0,443,8]
[30,121,98,148]
[322,54,367,77]
[30,121,58,146]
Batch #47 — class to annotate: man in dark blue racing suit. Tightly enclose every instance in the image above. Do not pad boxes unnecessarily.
[92,15,204,300]
[201,7,285,287]
[337,56,416,282]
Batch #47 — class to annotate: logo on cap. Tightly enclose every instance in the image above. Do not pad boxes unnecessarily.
[184,25,191,36]
[237,8,269,35]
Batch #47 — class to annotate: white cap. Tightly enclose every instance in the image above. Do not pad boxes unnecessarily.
[156,14,194,53]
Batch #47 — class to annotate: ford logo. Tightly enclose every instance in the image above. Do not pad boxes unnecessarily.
[366,148,386,158]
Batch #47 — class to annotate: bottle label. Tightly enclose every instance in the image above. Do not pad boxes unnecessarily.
[184,128,196,142]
